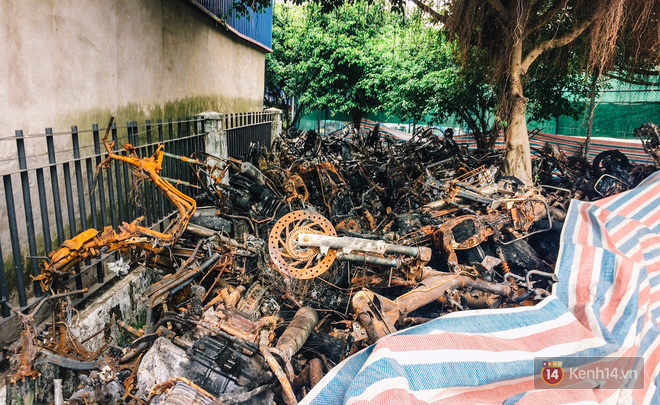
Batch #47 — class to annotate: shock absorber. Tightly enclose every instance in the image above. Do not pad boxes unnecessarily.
[496,247,517,290]
[496,247,510,273]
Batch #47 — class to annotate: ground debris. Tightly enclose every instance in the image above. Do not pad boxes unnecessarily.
[6,121,658,404]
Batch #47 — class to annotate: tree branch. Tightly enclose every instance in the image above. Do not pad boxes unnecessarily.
[618,67,660,76]
[605,73,660,87]
[485,0,510,22]
[409,0,444,23]
[525,0,569,36]
[521,17,594,74]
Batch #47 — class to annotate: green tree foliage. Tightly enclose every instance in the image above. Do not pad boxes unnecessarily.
[265,4,307,128]
[266,1,598,152]
[266,1,392,130]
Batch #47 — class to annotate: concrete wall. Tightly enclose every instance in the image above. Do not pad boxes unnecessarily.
[0,0,266,140]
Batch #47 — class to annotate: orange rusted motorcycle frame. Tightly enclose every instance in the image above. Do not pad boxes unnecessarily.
[35,116,196,291]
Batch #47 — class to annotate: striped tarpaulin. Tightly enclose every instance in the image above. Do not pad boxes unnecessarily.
[453,132,654,165]
[301,171,660,405]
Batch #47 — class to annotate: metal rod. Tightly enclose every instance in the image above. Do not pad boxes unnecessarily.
[298,234,421,257]
[162,152,204,166]
[157,120,165,231]
[16,130,41,296]
[336,252,400,268]
[112,122,125,224]
[176,118,184,196]
[0,228,10,317]
[132,122,149,224]
[124,122,134,221]
[36,168,52,253]
[85,161,98,231]
[145,120,155,226]
[183,119,191,197]
[72,123,92,286]
[85,154,103,284]
[62,162,77,237]
[161,177,201,189]
[167,119,175,214]
[46,129,65,247]
[71,126,87,232]
[62,161,83,292]
[3,175,27,306]
[92,125,109,229]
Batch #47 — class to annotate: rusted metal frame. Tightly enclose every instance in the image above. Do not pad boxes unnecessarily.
[353,272,512,342]
[259,330,298,405]
[97,135,196,244]
[43,298,114,362]
[434,214,502,270]
[143,253,222,332]
[7,288,87,382]
[498,198,553,245]
[35,116,198,290]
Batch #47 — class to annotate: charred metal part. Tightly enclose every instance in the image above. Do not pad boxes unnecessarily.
[526,270,558,289]
[68,367,125,405]
[635,123,660,167]
[352,270,512,342]
[240,161,269,186]
[260,329,298,405]
[308,358,324,388]
[336,253,400,268]
[144,253,222,332]
[182,333,272,396]
[148,377,216,405]
[8,288,92,382]
[20,121,654,404]
[269,210,431,278]
[434,214,501,270]
[214,385,275,404]
[275,307,318,360]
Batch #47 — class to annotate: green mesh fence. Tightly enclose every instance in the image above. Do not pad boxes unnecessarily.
[298,79,660,139]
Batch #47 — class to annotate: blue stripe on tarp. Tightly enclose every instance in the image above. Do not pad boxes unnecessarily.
[344,359,535,398]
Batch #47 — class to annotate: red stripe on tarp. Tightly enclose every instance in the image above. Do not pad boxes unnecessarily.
[371,319,591,353]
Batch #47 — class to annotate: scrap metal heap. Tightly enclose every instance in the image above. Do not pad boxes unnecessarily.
[7,122,658,404]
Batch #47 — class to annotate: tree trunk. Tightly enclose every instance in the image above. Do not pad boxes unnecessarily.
[585,71,599,157]
[503,41,533,184]
[291,104,304,129]
[351,110,363,131]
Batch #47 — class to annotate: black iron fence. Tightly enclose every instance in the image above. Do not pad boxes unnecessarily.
[0,118,206,320]
[226,111,274,158]
[0,110,274,355]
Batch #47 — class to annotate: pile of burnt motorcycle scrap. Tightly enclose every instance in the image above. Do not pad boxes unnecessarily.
[534,123,659,201]
[8,120,654,405]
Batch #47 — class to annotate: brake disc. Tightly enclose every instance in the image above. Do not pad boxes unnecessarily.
[268,210,337,279]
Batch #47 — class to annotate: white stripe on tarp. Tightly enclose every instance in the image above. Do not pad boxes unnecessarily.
[360,337,606,369]
[344,377,412,405]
